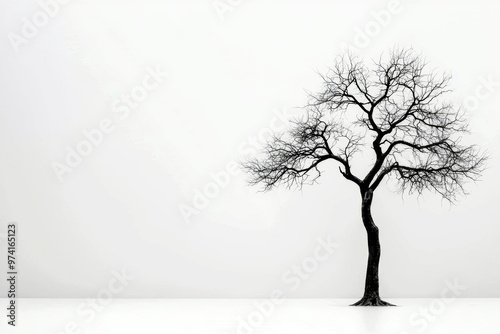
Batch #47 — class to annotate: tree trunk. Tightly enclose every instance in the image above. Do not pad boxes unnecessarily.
[351,189,394,306]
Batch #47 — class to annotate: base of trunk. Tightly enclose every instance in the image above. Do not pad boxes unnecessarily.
[350,296,395,306]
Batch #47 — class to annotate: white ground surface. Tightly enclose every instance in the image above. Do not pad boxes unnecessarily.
[1,298,498,334]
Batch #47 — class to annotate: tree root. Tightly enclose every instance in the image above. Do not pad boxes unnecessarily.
[350,296,395,306]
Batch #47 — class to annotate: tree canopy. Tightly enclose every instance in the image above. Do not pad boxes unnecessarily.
[243,49,487,202]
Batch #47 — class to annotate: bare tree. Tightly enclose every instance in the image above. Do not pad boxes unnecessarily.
[242,49,487,306]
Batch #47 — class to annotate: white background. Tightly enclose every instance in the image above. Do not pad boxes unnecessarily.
[0,0,499,299]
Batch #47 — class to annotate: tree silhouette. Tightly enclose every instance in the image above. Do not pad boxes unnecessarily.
[243,49,487,306]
